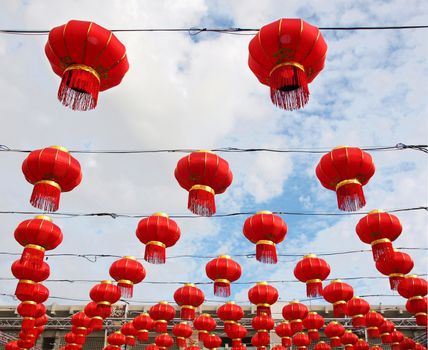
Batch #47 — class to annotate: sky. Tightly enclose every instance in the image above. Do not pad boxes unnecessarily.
[0,0,427,317]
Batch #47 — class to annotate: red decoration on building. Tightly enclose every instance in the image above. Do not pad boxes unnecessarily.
[365,311,384,339]
[89,280,121,309]
[379,320,395,344]
[293,332,310,350]
[172,322,193,348]
[302,312,325,341]
[322,280,354,317]
[282,300,309,335]
[149,301,176,333]
[84,301,112,331]
[155,333,174,350]
[324,321,345,347]
[175,150,233,216]
[248,282,279,315]
[205,255,242,297]
[243,211,287,264]
[132,313,154,342]
[316,147,375,212]
[346,297,370,328]
[354,339,369,350]
[217,301,244,333]
[314,342,332,350]
[375,250,414,290]
[173,283,205,320]
[341,331,358,350]
[252,313,274,344]
[193,313,217,341]
[294,254,330,297]
[390,331,404,350]
[136,212,181,264]
[204,334,222,350]
[109,256,146,298]
[275,321,292,347]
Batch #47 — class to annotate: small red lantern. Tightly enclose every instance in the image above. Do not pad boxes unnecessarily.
[252,332,269,349]
[136,212,181,264]
[415,344,427,350]
[71,312,92,334]
[248,18,327,111]
[391,331,405,350]
[65,332,85,346]
[121,322,138,346]
[204,333,222,350]
[252,313,275,344]
[397,275,428,299]
[15,282,49,305]
[322,280,354,317]
[302,311,325,341]
[84,301,112,330]
[149,301,176,333]
[316,147,375,212]
[379,320,395,344]
[107,331,126,347]
[5,341,19,350]
[375,250,414,290]
[193,313,217,341]
[205,255,242,297]
[109,256,146,298]
[406,296,427,326]
[275,321,292,347]
[172,322,193,348]
[155,333,174,350]
[356,210,402,261]
[365,311,384,338]
[324,321,345,347]
[89,280,121,309]
[133,312,155,342]
[146,344,160,350]
[272,346,287,350]
[294,254,330,297]
[354,339,369,350]
[346,296,370,327]
[400,338,416,350]
[314,342,332,350]
[11,259,50,283]
[45,20,129,111]
[243,211,287,264]
[293,332,310,350]
[248,281,279,315]
[282,300,308,334]
[35,314,49,327]
[173,283,205,320]
[341,331,358,350]
[17,302,46,331]
[227,323,247,348]
[174,150,233,216]
[217,301,244,333]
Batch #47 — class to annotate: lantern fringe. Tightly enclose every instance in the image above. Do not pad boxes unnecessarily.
[137,330,149,342]
[371,241,394,262]
[155,322,168,333]
[90,318,104,331]
[20,246,46,268]
[351,316,365,328]
[389,276,404,291]
[269,65,309,111]
[333,303,347,318]
[282,337,292,347]
[256,243,277,264]
[306,282,323,298]
[415,313,427,327]
[30,181,61,212]
[58,68,100,111]
[256,306,271,317]
[145,244,166,264]
[214,282,231,297]
[21,317,36,331]
[381,334,392,344]
[367,328,380,339]
[188,188,216,216]
[118,283,133,298]
[180,307,196,320]
[257,332,270,344]
[336,182,365,212]
[330,338,342,347]
[308,330,320,341]
[126,336,136,346]
[290,321,303,334]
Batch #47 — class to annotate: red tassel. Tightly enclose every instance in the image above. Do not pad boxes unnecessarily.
[389,275,404,291]
[137,330,149,342]
[371,240,393,262]
[256,306,271,316]
[30,180,61,212]
[20,245,46,268]
[155,321,168,333]
[415,313,427,326]
[381,334,392,344]
[214,281,231,297]
[290,320,303,334]
[351,315,365,328]
[177,337,186,348]
[145,244,166,264]
[256,241,277,264]
[333,302,347,318]
[21,317,36,331]
[336,181,365,212]
[257,331,270,344]
[126,336,136,346]
[58,66,100,111]
[330,337,341,347]
[269,65,309,111]
[282,337,292,347]
[188,186,216,216]
[180,306,196,320]
[308,330,319,341]
[118,283,133,298]
[367,328,380,339]
[306,282,323,298]
[90,317,104,331]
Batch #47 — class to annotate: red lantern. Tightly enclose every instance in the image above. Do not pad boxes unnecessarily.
[315,147,375,212]
[272,346,287,350]
[252,313,275,344]
[17,336,36,349]
[341,331,358,350]
[5,341,20,350]
[193,313,217,341]
[174,150,233,216]
[322,280,354,317]
[243,211,287,264]
[205,255,242,297]
[302,311,325,341]
[324,321,345,347]
[89,280,121,309]
[227,323,247,348]
[65,332,85,346]
[136,212,181,264]
[22,146,82,211]
[121,322,138,346]
[172,322,193,348]
[108,331,126,347]
[17,302,46,331]
[252,332,269,348]
[35,314,49,327]
[248,282,279,315]
[375,250,414,290]
[45,20,129,111]
[173,283,205,320]
[400,338,416,350]
[133,312,154,342]
[282,300,308,334]
[346,296,370,327]
[293,332,310,350]
[204,334,222,350]
[354,340,369,350]
[365,311,384,338]
[155,333,174,350]
[217,301,244,333]
[71,312,92,336]
[391,331,405,350]
[370,347,383,350]
[294,254,330,297]
[14,215,63,267]
[314,342,332,350]
[109,256,146,298]
[149,301,176,333]
[397,275,428,299]
[248,18,327,111]
[415,344,427,350]
[406,296,427,326]
[146,345,160,350]
[275,321,292,347]
[11,259,50,283]
[15,282,49,305]
[84,301,112,330]
[356,210,402,261]
[379,320,395,344]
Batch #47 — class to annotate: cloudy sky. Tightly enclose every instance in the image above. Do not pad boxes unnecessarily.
[0,0,427,315]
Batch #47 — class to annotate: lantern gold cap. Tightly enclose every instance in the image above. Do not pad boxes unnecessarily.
[141,312,149,316]
[34,215,52,222]
[184,283,195,287]
[197,150,214,153]
[152,212,169,218]
[368,209,385,214]
[257,281,268,285]
[201,313,211,317]
[101,280,112,284]
[290,299,299,304]
[159,301,169,305]
[308,311,317,315]
[50,145,69,153]
[331,279,342,283]
[123,256,136,260]
[333,145,350,150]
[218,255,231,259]
[304,253,317,259]
[256,210,272,215]
[226,301,236,304]
[406,274,418,278]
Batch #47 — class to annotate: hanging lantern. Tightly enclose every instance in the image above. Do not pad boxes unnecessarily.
[146,344,160,350]
[248,18,327,110]
[354,339,369,350]
[405,296,427,327]
[35,314,49,328]
[302,311,325,341]
[149,301,176,333]
[226,323,247,348]
[45,20,129,111]
[89,280,121,309]
[248,281,279,315]
[17,302,46,331]
[315,147,375,211]
[415,344,427,350]
[272,346,287,350]
[356,210,402,262]
[346,296,370,327]
[15,282,49,306]
[293,332,310,350]
[275,321,292,347]
[204,333,222,350]
[243,211,287,264]
[365,311,384,339]
[252,313,275,344]
[375,250,414,290]
[400,338,416,350]
[205,255,242,297]
[65,332,85,346]
[217,301,244,333]
[391,331,404,350]
[71,312,92,337]
[187,347,201,350]
[136,212,181,264]
[155,333,174,350]
[314,342,332,350]
[174,150,233,216]
[121,322,138,346]
[173,283,205,320]
[14,215,63,267]
[5,341,19,350]
[193,313,217,341]
[109,256,146,298]
[133,312,155,342]
[172,322,193,348]
[322,280,354,317]
[84,301,112,331]
[294,254,330,297]
[11,259,50,284]
[340,331,358,350]
[379,320,395,344]
[324,321,345,347]
[17,336,36,350]
[251,332,269,349]
[397,275,428,299]
[282,300,308,334]
[370,347,383,350]
[107,331,126,347]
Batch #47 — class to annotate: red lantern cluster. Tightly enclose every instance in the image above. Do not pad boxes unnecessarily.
[227,323,247,349]
[346,296,370,328]
[293,332,310,350]
[173,283,205,320]
[109,256,146,298]
[90,280,121,309]
[252,312,275,344]
[204,333,222,350]
[341,330,359,350]
[365,310,384,339]
[155,333,174,350]
[248,282,279,315]
[294,254,330,297]
[379,320,395,344]
[398,275,428,326]
[205,255,242,297]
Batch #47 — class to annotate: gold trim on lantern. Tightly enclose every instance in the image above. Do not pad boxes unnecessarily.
[199,330,208,334]
[269,61,305,76]
[308,329,318,332]
[34,179,62,191]
[190,184,215,195]
[368,209,385,214]
[405,274,418,278]
[257,281,268,285]
[304,253,317,259]
[333,146,350,150]
[371,238,391,246]
[23,317,35,321]
[352,314,364,319]
[308,312,317,315]
[19,279,36,285]
[123,256,136,260]
[380,333,390,337]
[290,300,300,304]
[64,64,101,82]
[335,179,361,190]
[415,312,427,316]
[76,327,87,331]
[256,210,273,215]
[50,145,69,153]
[21,301,37,305]
[201,313,211,316]
[97,301,111,306]
[306,279,322,284]
[282,336,291,340]
[215,278,230,284]
[331,337,340,340]
[389,273,404,278]
[197,150,214,154]
[156,320,168,323]
[152,212,169,218]
[93,316,103,321]
[218,255,231,259]
[258,329,268,333]
[34,215,52,222]
[408,296,423,301]
[147,241,166,248]
[333,300,346,306]
[182,305,196,310]
[184,283,195,287]
[159,301,169,305]
[118,279,133,286]
[224,320,236,324]
[367,327,378,331]
[256,240,275,246]
[290,319,302,324]
[24,244,45,252]
[331,279,342,283]
[101,280,112,284]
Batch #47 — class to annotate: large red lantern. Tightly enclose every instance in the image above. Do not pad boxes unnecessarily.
[84,301,112,330]
[248,18,327,111]
[133,312,154,342]
[217,301,244,333]
[155,333,174,350]
[173,283,205,320]
[135,212,181,264]
[172,322,193,348]
[354,339,369,350]
[227,323,247,348]
[375,250,414,290]
[346,297,370,327]
[356,210,402,261]
[252,313,275,344]
[89,280,121,309]
[149,301,176,333]
[14,215,63,267]
[248,282,279,315]
[45,20,129,111]
[121,322,138,346]
[341,331,358,350]
[293,332,310,350]
[109,256,146,298]
[294,254,330,297]
[302,311,325,341]
[314,342,332,350]
[324,321,345,347]
[22,146,82,211]
[365,311,384,338]
[397,275,428,299]
[379,320,395,344]
[322,280,354,317]
[391,331,404,350]
[193,313,217,341]
[204,334,222,350]
[406,296,427,326]
[282,300,308,334]
[315,147,375,212]
[243,211,287,264]
[174,150,233,216]
[275,321,292,347]
[205,255,242,297]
